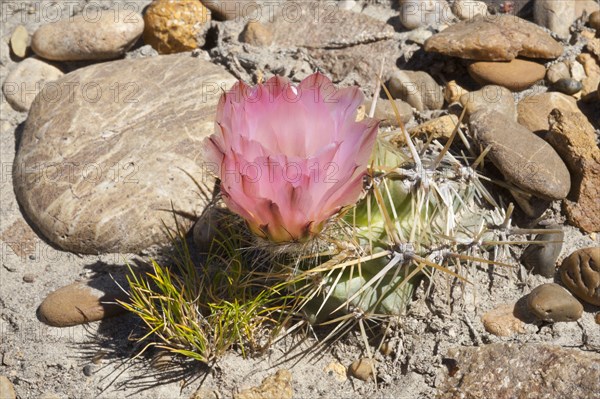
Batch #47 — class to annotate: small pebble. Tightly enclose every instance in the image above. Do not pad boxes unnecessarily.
[552,78,583,95]
[408,115,459,141]
[380,341,394,356]
[235,370,292,399]
[324,361,347,382]
[348,358,376,381]
[37,277,127,327]
[468,59,546,92]
[143,0,211,54]
[32,11,144,61]
[526,283,583,322]
[560,247,600,306]
[444,80,468,103]
[10,25,28,58]
[521,227,563,277]
[388,70,443,111]
[546,62,570,84]
[2,57,64,112]
[590,10,600,30]
[240,21,273,47]
[481,303,527,337]
[83,364,95,377]
[22,273,35,283]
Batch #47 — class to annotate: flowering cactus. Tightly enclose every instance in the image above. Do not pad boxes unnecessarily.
[205,73,379,242]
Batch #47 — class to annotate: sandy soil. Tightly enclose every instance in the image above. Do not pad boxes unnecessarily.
[1,1,599,398]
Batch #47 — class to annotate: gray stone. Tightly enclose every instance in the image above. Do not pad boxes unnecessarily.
[2,57,64,112]
[521,227,564,277]
[37,275,128,326]
[32,11,144,61]
[371,98,413,127]
[469,111,571,200]
[388,70,443,111]
[424,14,563,61]
[13,54,237,254]
[553,78,583,95]
[440,344,600,399]
[526,283,583,322]
[560,247,600,306]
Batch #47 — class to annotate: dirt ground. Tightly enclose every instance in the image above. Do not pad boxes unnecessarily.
[1,1,599,398]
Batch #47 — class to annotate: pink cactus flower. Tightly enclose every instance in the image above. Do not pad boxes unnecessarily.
[204,73,378,243]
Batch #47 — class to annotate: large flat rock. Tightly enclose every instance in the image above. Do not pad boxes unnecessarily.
[440,343,600,399]
[13,53,237,254]
[424,14,563,61]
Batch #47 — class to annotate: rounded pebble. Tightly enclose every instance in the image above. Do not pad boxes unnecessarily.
[22,273,35,283]
[32,11,143,61]
[560,247,600,306]
[37,277,127,327]
[445,80,469,104]
[1,57,64,112]
[481,303,527,337]
[349,358,376,381]
[526,283,583,322]
[469,111,571,200]
[590,10,600,30]
[546,62,571,84]
[468,59,546,91]
[83,364,95,377]
[388,70,443,111]
[143,0,210,54]
[10,25,28,58]
[552,78,583,95]
[521,227,564,277]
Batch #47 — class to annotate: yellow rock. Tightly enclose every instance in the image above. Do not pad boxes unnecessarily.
[444,80,468,104]
[143,0,211,54]
[324,361,347,383]
[349,358,376,381]
[10,25,28,58]
[408,115,459,141]
[234,370,293,399]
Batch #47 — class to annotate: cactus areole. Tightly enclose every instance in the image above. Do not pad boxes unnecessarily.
[204,73,379,243]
